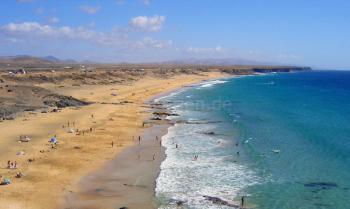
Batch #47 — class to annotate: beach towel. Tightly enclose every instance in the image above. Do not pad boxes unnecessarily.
[1,178,11,185]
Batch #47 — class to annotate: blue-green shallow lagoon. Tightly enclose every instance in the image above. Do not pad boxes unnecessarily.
[156,71,350,209]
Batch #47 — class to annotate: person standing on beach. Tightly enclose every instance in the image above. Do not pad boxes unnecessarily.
[152,154,156,161]
[138,136,141,145]
[241,196,245,207]
[111,141,114,148]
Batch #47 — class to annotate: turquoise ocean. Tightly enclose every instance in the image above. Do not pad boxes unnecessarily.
[155,70,350,209]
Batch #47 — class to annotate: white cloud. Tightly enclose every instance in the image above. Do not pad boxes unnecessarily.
[80,5,101,15]
[129,15,165,32]
[48,17,60,24]
[0,22,171,51]
[136,37,172,49]
[1,22,121,45]
[186,46,224,53]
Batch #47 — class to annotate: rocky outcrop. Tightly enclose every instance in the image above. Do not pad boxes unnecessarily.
[43,94,91,108]
[203,195,249,208]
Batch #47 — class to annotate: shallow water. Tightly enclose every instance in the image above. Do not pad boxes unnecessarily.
[155,71,350,209]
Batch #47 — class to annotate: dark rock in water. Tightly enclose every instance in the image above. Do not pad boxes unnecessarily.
[201,131,216,135]
[168,199,186,206]
[119,207,128,209]
[185,120,223,124]
[203,195,244,208]
[176,200,185,206]
[151,117,162,120]
[304,182,338,188]
[153,111,179,116]
[304,182,338,192]
[314,203,331,207]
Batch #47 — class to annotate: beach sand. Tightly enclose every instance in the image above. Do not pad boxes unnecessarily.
[0,72,226,209]
[62,124,169,209]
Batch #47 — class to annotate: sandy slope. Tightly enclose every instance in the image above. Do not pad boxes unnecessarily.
[0,72,226,209]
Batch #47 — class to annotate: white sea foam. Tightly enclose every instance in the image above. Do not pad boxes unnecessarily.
[154,89,185,103]
[197,80,228,89]
[155,79,261,208]
[156,123,260,209]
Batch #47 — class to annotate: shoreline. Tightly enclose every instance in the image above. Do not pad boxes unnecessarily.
[0,72,228,209]
[61,76,230,208]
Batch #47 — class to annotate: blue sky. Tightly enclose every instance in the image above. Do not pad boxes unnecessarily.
[0,0,349,68]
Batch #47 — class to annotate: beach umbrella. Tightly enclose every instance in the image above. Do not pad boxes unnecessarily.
[50,137,57,144]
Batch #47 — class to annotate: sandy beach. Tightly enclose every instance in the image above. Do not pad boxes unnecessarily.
[0,72,227,209]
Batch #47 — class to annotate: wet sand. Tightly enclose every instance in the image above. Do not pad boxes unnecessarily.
[62,124,169,209]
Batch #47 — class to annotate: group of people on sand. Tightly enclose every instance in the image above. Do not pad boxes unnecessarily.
[0,161,17,185]
[1,114,99,187]
[7,161,17,169]
[19,135,31,142]
[135,135,163,161]
[63,119,95,137]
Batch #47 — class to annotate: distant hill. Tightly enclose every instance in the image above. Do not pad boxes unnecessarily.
[0,55,79,67]
[163,57,278,66]
[41,55,61,62]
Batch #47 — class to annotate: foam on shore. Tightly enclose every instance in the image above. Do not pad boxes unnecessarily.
[155,87,260,209]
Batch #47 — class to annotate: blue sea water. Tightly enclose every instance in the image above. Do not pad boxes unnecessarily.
[155,70,350,209]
